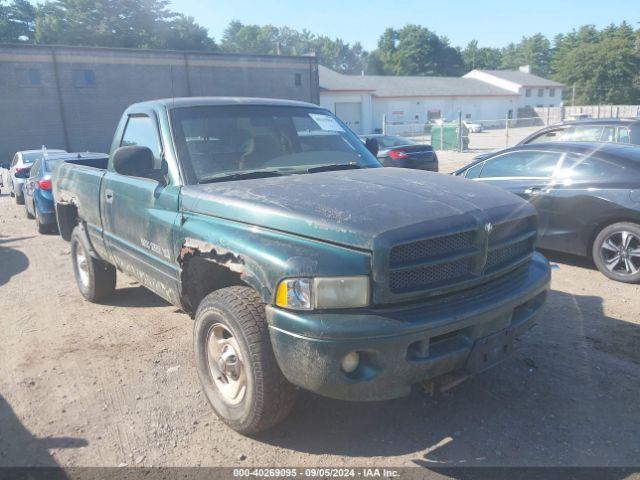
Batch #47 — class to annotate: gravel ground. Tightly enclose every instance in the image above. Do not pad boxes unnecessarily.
[1,155,639,470]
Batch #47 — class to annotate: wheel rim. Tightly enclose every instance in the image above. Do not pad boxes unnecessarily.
[75,242,90,287]
[206,323,247,405]
[600,230,640,276]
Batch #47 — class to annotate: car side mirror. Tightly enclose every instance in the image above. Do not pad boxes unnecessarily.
[111,146,161,182]
[365,138,379,157]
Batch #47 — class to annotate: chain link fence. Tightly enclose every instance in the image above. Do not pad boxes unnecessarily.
[381,105,640,153]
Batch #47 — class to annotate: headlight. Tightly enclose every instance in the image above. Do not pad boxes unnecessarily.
[275,276,369,310]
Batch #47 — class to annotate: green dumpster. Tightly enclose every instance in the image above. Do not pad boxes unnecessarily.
[430,123,469,151]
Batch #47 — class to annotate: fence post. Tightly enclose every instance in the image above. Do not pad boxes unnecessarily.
[505,113,510,148]
[382,114,386,135]
[458,111,463,152]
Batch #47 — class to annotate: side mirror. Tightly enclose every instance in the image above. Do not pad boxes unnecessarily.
[365,138,379,157]
[112,146,157,180]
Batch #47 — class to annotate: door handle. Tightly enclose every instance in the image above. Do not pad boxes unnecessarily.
[105,189,114,203]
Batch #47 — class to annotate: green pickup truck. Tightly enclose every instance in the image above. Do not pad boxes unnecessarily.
[54,97,551,434]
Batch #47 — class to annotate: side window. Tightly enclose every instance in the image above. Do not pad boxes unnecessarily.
[527,128,566,144]
[29,160,40,177]
[120,115,162,160]
[557,154,627,181]
[617,127,630,144]
[464,162,484,179]
[480,151,561,178]
[601,127,616,143]
[565,126,603,142]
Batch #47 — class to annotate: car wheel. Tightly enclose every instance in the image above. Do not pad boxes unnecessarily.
[15,192,24,205]
[194,286,296,434]
[70,226,116,301]
[592,222,640,283]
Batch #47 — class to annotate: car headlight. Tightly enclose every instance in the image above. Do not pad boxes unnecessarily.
[275,276,370,310]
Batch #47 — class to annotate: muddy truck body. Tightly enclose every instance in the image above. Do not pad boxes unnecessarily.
[54,97,551,433]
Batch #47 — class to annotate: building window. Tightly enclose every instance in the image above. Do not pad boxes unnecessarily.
[73,69,96,87]
[538,88,544,97]
[549,88,555,97]
[16,68,41,86]
[525,88,531,97]
[536,104,544,108]
[294,73,302,86]
[549,104,555,107]
[465,113,472,119]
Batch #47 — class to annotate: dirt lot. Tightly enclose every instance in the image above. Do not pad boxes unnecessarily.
[1,155,640,470]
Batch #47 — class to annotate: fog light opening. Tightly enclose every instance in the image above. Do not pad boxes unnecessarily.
[341,351,360,374]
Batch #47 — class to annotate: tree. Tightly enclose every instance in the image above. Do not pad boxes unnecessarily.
[462,40,502,71]
[220,21,367,73]
[552,23,640,104]
[0,0,36,42]
[34,0,215,50]
[374,25,465,76]
[501,33,552,76]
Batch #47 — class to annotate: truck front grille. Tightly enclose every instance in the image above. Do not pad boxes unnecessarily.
[387,216,536,295]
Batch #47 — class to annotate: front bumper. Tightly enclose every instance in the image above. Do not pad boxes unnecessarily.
[267,252,550,401]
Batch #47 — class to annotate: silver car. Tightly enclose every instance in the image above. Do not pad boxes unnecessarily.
[6,149,66,204]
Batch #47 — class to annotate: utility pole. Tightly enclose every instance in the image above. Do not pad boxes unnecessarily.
[571,84,576,106]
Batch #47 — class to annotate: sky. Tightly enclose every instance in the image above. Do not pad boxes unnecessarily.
[170,0,637,50]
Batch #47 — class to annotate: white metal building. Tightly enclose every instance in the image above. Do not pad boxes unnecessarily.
[319,65,564,134]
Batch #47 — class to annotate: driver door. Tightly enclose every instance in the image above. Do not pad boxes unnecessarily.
[101,111,182,304]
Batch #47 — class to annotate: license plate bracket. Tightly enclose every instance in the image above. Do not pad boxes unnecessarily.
[466,327,514,374]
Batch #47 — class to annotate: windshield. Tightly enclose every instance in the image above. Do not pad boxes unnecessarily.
[375,136,417,148]
[170,105,381,183]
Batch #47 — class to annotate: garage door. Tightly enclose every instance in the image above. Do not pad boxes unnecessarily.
[335,102,362,134]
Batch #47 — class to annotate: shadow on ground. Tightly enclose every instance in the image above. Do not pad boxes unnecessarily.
[99,285,170,309]
[0,395,86,468]
[0,236,33,287]
[257,289,640,469]
[539,248,596,271]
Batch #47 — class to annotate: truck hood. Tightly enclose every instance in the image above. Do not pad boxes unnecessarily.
[180,168,534,250]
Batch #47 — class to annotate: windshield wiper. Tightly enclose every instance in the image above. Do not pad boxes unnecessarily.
[307,163,362,173]
[198,169,283,184]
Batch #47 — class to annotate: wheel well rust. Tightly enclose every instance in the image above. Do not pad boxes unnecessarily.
[178,238,247,315]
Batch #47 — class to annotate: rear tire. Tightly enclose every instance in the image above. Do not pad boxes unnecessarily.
[194,286,296,434]
[35,209,51,234]
[15,192,24,205]
[592,222,640,283]
[70,226,116,301]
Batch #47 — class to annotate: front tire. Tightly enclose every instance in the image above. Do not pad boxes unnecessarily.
[25,204,34,219]
[15,192,24,205]
[70,226,116,301]
[194,286,296,434]
[592,222,640,283]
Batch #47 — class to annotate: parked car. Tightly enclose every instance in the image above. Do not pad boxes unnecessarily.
[454,142,640,283]
[519,119,640,146]
[6,149,67,204]
[360,134,438,171]
[464,121,484,133]
[23,152,108,233]
[54,97,549,434]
